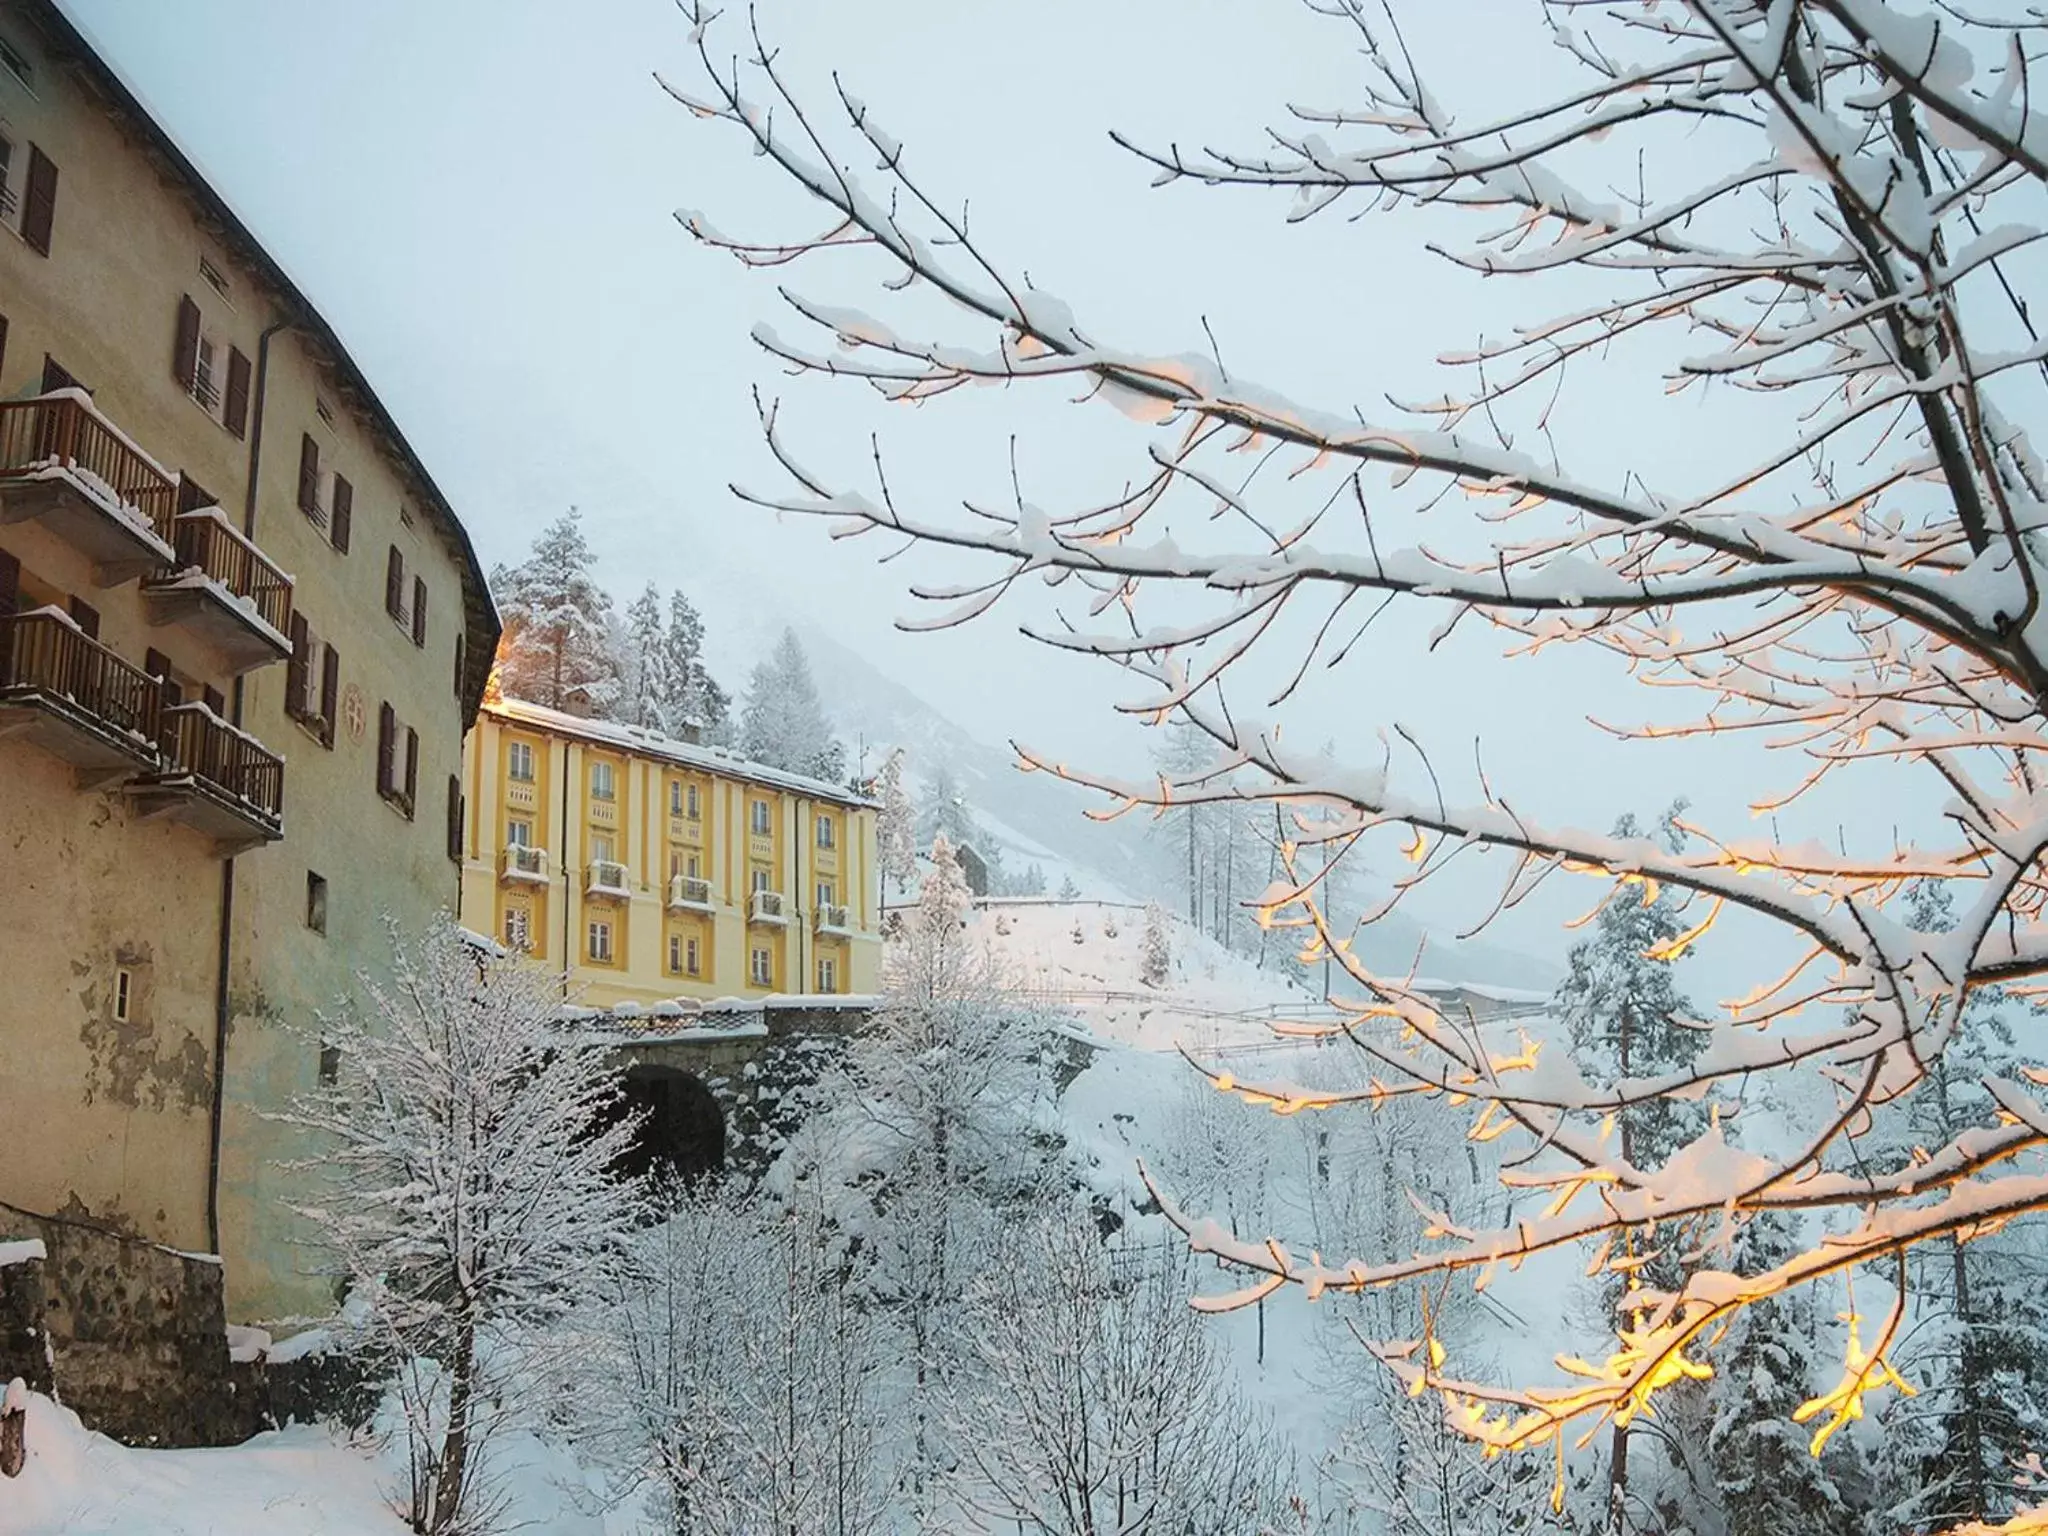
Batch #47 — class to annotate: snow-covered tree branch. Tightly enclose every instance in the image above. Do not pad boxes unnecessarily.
[671,0,2048,1523]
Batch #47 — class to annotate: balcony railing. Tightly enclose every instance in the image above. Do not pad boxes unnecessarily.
[0,608,162,757]
[501,844,548,882]
[155,702,284,828]
[586,859,631,898]
[160,510,294,637]
[668,874,714,910]
[749,889,787,924]
[0,392,177,549]
[815,902,851,934]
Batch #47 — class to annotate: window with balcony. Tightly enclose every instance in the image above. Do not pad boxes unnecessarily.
[507,818,532,847]
[507,740,535,783]
[591,760,615,802]
[591,834,615,866]
[750,946,772,988]
[588,920,613,964]
[817,814,835,849]
[751,798,771,836]
[817,881,835,910]
[752,867,771,895]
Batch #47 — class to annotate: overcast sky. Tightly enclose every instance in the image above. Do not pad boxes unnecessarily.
[66,0,2001,987]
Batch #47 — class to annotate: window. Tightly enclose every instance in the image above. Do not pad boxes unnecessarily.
[286,612,339,748]
[171,295,251,436]
[816,956,837,993]
[591,834,615,866]
[668,934,682,974]
[305,872,328,935]
[318,1042,341,1086]
[591,760,615,802]
[0,34,33,90]
[296,434,321,521]
[0,135,12,226]
[198,255,231,302]
[752,867,771,894]
[816,814,835,849]
[330,475,352,551]
[411,576,428,648]
[588,920,613,963]
[750,946,772,987]
[507,740,535,782]
[315,396,336,427]
[687,783,701,819]
[503,907,532,952]
[446,775,464,863]
[669,779,683,816]
[686,854,702,879]
[750,798,771,836]
[377,702,419,817]
[385,546,407,625]
[113,968,132,1022]
[686,935,702,976]
[507,818,532,847]
[817,881,835,911]
[400,503,417,529]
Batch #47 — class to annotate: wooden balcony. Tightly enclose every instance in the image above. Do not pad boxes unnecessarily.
[0,393,177,584]
[141,510,293,673]
[129,702,284,852]
[749,889,788,925]
[667,874,714,911]
[0,609,163,786]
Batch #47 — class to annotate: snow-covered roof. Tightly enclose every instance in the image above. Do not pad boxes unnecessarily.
[488,697,878,809]
[1408,977,1554,1006]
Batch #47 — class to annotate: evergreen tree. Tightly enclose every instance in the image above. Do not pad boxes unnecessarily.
[876,748,918,897]
[740,628,844,779]
[490,508,623,716]
[1552,803,1705,1536]
[618,584,671,730]
[1057,875,1081,901]
[663,589,729,739]
[1141,901,1171,987]
[918,762,980,851]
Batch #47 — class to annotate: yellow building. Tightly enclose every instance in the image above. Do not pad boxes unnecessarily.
[461,699,882,1007]
[0,1,496,1323]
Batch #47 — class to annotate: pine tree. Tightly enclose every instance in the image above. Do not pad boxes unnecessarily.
[1142,901,1171,987]
[740,628,844,779]
[918,762,980,851]
[1552,804,1705,1536]
[1057,875,1081,901]
[663,589,729,739]
[618,584,671,730]
[490,508,623,716]
[876,748,917,897]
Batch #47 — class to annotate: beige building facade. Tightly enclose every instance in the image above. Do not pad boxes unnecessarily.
[461,700,883,1008]
[0,0,496,1323]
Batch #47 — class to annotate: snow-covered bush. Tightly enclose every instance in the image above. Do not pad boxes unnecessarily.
[281,918,644,1534]
[1140,902,1170,988]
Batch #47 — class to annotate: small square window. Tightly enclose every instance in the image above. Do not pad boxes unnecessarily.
[318,1042,341,1085]
[305,871,328,935]
[113,968,132,1022]
[507,741,535,783]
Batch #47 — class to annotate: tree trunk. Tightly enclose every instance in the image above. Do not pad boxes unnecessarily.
[427,1316,478,1533]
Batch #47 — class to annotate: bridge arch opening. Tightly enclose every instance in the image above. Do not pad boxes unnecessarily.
[613,1065,726,1186]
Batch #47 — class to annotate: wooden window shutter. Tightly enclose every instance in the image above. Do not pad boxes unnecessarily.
[286,612,310,718]
[177,474,213,515]
[452,634,465,698]
[0,548,18,615]
[66,595,98,639]
[385,546,404,621]
[296,434,320,516]
[376,701,396,796]
[0,315,9,379]
[330,475,353,552]
[403,726,420,814]
[223,347,252,439]
[411,576,427,647]
[319,644,340,747]
[144,648,182,707]
[40,356,77,395]
[172,296,201,390]
[21,146,56,257]
[446,775,463,862]
[202,685,225,717]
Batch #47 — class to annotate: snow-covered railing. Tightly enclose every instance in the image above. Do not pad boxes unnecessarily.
[585,859,630,898]
[667,873,713,910]
[501,843,547,881]
[0,392,176,544]
[749,889,787,924]
[0,608,161,746]
[814,901,850,934]
[160,508,293,635]
[156,701,283,826]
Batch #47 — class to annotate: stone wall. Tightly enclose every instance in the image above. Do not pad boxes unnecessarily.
[0,1201,265,1447]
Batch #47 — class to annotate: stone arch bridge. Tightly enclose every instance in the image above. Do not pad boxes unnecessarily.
[570,995,876,1183]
